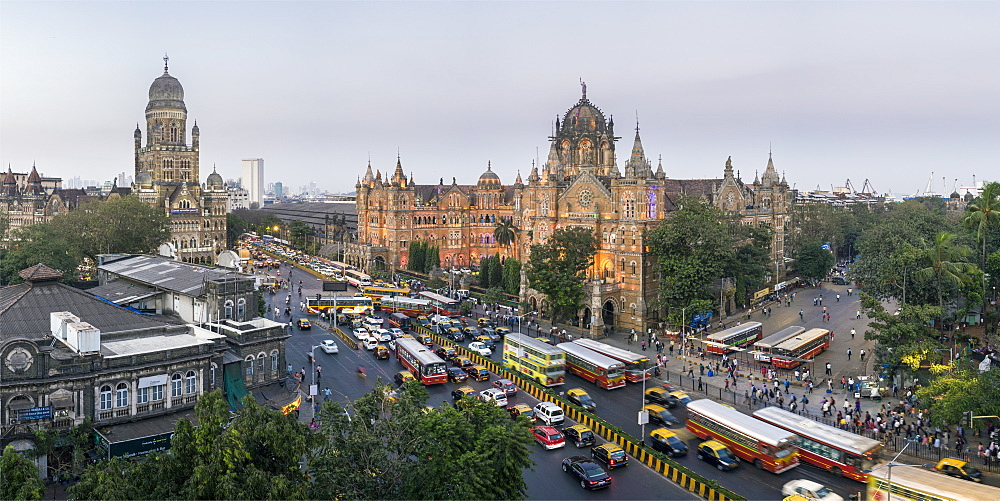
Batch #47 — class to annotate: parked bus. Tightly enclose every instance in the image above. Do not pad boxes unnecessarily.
[704,322,763,355]
[417,291,461,317]
[752,326,805,363]
[388,312,411,331]
[344,269,372,288]
[770,328,832,369]
[305,295,373,315]
[572,338,652,382]
[686,399,799,474]
[502,333,565,387]
[380,296,431,317]
[362,284,411,302]
[753,406,880,482]
[329,261,353,274]
[394,338,448,385]
[867,462,1000,501]
[556,342,626,390]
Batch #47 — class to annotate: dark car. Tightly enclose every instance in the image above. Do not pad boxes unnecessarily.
[590,443,628,469]
[480,327,499,341]
[435,346,458,361]
[566,388,596,412]
[563,425,596,448]
[648,428,688,457]
[446,367,468,383]
[696,440,740,471]
[492,378,518,396]
[561,456,611,490]
[644,387,679,408]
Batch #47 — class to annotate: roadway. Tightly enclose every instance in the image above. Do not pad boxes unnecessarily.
[263,262,697,501]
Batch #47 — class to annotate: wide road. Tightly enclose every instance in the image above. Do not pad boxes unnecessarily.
[262,262,697,500]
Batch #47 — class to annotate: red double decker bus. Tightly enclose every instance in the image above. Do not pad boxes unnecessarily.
[556,342,626,390]
[417,291,460,317]
[394,338,447,385]
[687,399,800,474]
[572,339,652,383]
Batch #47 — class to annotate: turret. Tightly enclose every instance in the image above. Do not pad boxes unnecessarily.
[192,120,200,148]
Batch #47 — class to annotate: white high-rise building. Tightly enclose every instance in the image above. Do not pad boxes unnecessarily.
[242,158,264,206]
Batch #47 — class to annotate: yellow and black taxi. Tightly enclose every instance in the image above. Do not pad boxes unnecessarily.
[561,456,611,490]
[350,318,364,329]
[434,346,458,361]
[477,317,494,327]
[934,458,983,482]
[474,335,496,348]
[415,315,430,326]
[393,370,416,386]
[452,355,474,368]
[644,387,679,408]
[530,426,566,450]
[566,388,597,412]
[297,318,311,330]
[462,326,479,339]
[445,327,464,342]
[669,390,692,405]
[446,367,468,383]
[591,443,628,468]
[373,345,390,359]
[464,364,490,381]
[416,334,434,347]
[648,428,688,457]
[508,404,535,421]
[696,440,740,471]
[335,313,348,325]
[642,404,680,426]
[494,326,511,336]
[563,424,596,448]
[451,385,476,400]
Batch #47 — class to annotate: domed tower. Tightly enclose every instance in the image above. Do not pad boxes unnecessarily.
[550,82,619,179]
[136,55,199,189]
[475,162,503,209]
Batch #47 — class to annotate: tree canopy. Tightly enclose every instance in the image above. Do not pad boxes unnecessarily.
[0,446,45,500]
[524,226,599,323]
[795,242,835,282]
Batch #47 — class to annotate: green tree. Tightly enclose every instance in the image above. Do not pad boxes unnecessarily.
[525,226,598,323]
[227,212,249,248]
[482,286,506,309]
[60,196,170,260]
[423,244,439,273]
[408,240,426,272]
[479,255,493,288]
[0,446,44,500]
[494,218,520,259]
[795,242,835,282]
[913,232,979,317]
[0,223,78,284]
[860,292,943,370]
[917,369,1000,428]
[489,253,503,287]
[964,181,1000,269]
[729,224,772,306]
[288,221,312,249]
[502,257,521,295]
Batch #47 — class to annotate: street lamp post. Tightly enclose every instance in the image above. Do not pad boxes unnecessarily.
[862,440,932,501]
[309,345,320,399]
[639,365,656,444]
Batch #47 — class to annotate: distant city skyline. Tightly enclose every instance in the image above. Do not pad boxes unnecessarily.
[2,2,997,197]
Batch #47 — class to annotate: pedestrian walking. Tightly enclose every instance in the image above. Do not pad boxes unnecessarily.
[825,362,832,375]
[799,309,804,320]
[860,349,866,362]
[856,310,862,319]
[847,348,852,360]
[641,340,647,351]
[836,294,840,302]
[851,328,856,339]
[316,365,322,381]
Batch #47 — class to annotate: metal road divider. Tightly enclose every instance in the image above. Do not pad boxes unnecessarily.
[414,323,743,501]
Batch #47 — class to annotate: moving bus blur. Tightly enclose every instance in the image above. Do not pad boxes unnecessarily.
[305,295,373,315]
[572,338,652,383]
[388,312,411,330]
[344,269,372,288]
[394,338,448,385]
[752,406,881,482]
[379,296,431,317]
[361,284,411,302]
[502,333,565,387]
[328,261,353,276]
[417,291,461,317]
[867,463,1000,501]
[770,328,832,369]
[705,322,763,355]
[556,342,626,390]
[686,399,799,474]
[752,326,805,363]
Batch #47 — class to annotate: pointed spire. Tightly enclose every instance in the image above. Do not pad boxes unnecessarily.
[781,171,788,186]
[514,170,524,186]
[753,170,760,185]
[528,160,540,183]
[391,155,406,186]
[409,171,415,185]
[655,155,665,179]
[363,161,374,183]
[762,149,780,186]
[625,122,649,179]
[543,141,561,173]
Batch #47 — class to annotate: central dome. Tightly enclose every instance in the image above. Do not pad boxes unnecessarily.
[146,67,186,112]
[477,163,502,188]
[561,97,607,133]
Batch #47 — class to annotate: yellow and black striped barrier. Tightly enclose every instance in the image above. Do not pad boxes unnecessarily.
[332,326,359,350]
[416,323,742,500]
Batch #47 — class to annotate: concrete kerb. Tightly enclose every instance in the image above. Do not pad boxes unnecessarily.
[415,324,742,501]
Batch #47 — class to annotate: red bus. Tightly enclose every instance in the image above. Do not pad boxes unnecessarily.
[704,322,763,355]
[686,399,800,474]
[753,406,881,482]
[417,291,461,317]
[556,342,626,390]
[752,326,805,363]
[572,339,652,383]
[380,296,432,317]
[770,328,832,369]
[394,338,447,385]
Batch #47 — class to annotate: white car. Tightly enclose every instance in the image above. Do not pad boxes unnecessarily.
[364,338,379,351]
[319,339,339,354]
[389,327,405,338]
[377,329,393,342]
[781,480,843,501]
[365,316,383,329]
[468,342,492,357]
[478,388,508,407]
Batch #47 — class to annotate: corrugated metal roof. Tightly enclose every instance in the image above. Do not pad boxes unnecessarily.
[87,281,159,304]
[98,255,239,297]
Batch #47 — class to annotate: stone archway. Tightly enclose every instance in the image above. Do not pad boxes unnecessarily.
[582,307,592,329]
[602,300,615,328]
[529,297,538,312]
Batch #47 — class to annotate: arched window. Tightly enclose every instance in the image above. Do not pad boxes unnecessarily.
[115,382,129,408]
[245,356,254,376]
[540,197,549,217]
[99,385,113,410]
[623,192,636,219]
[648,192,657,219]
[210,364,217,388]
[171,374,183,397]
[237,298,246,320]
[224,300,234,319]
[270,351,279,371]
[185,370,197,394]
[631,261,637,275]
[620,258,626,272]
[257,353,265,375]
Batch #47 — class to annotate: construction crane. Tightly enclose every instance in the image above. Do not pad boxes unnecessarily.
[859,179,877,197]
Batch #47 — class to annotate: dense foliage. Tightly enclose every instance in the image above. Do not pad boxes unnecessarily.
[0,446,45,500]
[525,226,599,323]
[406,240,440,274]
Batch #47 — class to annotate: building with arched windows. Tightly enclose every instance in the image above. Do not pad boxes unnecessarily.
[355,86,794,334]
[131,57,228,264]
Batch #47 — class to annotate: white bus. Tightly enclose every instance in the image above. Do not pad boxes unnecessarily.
[344,269,372,288]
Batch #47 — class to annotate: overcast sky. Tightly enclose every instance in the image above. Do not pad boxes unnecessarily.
[2,1,997,197]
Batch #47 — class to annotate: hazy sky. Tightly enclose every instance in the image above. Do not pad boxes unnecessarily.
[2,1,998,196]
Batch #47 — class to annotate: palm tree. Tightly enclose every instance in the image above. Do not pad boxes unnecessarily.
[964,181,1000,271]
[913,231,979,318]
[493,218,520,259]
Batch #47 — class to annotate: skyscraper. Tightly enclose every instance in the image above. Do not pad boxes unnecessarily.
[242,158,264,206]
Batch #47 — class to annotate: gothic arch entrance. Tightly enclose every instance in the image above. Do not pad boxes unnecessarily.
[582,307,592,329]
[529,297,538,313]
[602,300,615,328]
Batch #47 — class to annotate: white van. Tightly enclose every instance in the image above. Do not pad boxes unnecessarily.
[533,402,565,426]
